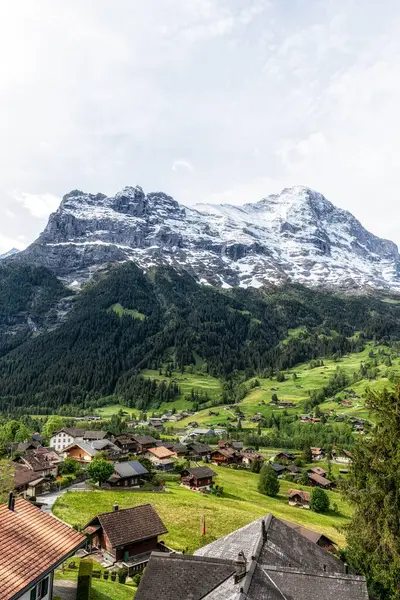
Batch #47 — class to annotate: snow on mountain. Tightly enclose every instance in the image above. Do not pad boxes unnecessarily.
[0,248,20,260]
[13,185,400,291]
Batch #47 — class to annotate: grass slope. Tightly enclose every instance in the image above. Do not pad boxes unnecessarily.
[109,303,146,320]
[53,467,350,552]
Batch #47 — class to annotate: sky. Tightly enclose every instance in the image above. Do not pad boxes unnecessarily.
[1,0,400,252]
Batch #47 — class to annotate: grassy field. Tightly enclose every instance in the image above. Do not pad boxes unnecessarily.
[53,466,351,552]
[55,558,137,600]
[109,303,146,321]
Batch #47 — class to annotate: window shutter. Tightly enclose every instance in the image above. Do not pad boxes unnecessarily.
[30,587,37,600]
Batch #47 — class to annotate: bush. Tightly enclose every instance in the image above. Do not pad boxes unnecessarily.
[258,464,280,497]
[132,573,142,586]
[310,487,330,513]
[118,568,128,584]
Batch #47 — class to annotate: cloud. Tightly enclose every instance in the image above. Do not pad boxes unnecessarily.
[12,192,61,219]
[172,159,194,173]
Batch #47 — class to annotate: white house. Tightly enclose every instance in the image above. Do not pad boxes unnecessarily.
[0,493,85,600]
[50,428,108,452]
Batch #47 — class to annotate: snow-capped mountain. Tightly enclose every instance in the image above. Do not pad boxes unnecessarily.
[0,248,20,260]
[13,185,400,291]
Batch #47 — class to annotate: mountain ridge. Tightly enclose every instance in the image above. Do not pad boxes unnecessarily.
[11,185,400,292]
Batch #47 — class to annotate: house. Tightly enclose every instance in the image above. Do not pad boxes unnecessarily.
[171,443,188,457]
[13,464,51,497]
[84,504,168,571]
[50,428,108,452]
[211,447,241,466]
[188,428,214,438]
[241,451,265,468]
[218,440,243,452]
[280,519,337,551]
[332,448,353,464]
[186,441,212,460]
[270,463,287,477]
[311,447,326,461]
[106,461,149,488]
[181,466,216,491]
[154,440,175,451]
[135,514,368,600]
[14,448,61,477]
[0,494,85,600]
[112,433,138,454]
[9,440,42,455]
[62,441,99,463]
[308,472,333,489]
[132,434,158,454]
[148,418,164,431]
[288,488,310,508]
[286,463,302,476]
[309,466,327,477]
[275,451,296,462]
[145,446,176,471]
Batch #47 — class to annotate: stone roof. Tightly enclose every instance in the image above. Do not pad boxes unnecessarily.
[136,515,369,599]
[85,504,168,548]
[0,497,85,599]
[132,435,158,445]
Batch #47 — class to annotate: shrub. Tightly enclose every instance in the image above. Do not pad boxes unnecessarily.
[310,487,330,513]
[118,568,128,584]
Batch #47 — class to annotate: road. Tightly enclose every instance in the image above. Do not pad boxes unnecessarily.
[37,481,88,514]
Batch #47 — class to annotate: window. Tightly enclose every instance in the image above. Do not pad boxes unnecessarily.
[30,577,49,600]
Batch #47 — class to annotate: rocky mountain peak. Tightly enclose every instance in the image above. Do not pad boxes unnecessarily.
[12,184,400,292]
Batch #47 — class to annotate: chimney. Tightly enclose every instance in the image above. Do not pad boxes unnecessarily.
[234,551,247,583]
[8,492,15,511]
[344,563,349,574]
[261,519,268,541]
[113,503,119,512]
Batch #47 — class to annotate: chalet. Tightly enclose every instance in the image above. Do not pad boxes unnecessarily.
[332,448,352,464]
[308,472,333,489]
[218,440,243,452]
[9,439,42,455]
[84,504,168,571]
[63,441,98,463]
[14,448,61,477]
[275,451,296,462]
[188,428,214,438]
[82,430,109,442]
[311,447,326,461]
[280,519,337,551]
[112,433,138,454]
[171,443,188,457]
[240,451,265,468]
[0,494,85,600]
[106,461,149,488]
[186,441,212,460]
[13,464,51,498]
[211,447,240,466]
[181,466,215,491]
[132,434,158,454]
[136,514,367,600]
[145,446,176,471]
[148,418,164,431]
[288,488,310,508]
[154,440,175,451]
[309,466,327,477]
[286,464,302,476]
[270,463,287,477]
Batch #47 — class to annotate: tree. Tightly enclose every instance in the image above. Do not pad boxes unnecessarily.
[258,463,280,497]
[299,470,309,485]
[343,386,400,599]
[58,458,82,476]
[42,416,64,439]
[271,393,278,403]
[0,460,14,503]
[250,457,262,473]
[302,445,313,463]
[310,487,330,513]
[87,458,114,485]
[14,424,31,443]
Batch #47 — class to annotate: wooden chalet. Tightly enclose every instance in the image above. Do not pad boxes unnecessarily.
[132,435,158,454]
[311,447,326,461]
[308,472,332,489]
[270,463,287,478]
[84,504,168,572]
[112,433,138,454]
[211,447,241,466]
[181,466,215,491]
[145,446,176,471]
[240,451,265,468]
[275,451,295,462]
[288,489,310,508]
[14,447,61,477]
[106,461,149,488]
[309,466,327,477]
[218,440,243,452]
[186,441,212,460]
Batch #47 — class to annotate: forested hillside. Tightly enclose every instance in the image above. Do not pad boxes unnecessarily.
[1,262,400,413]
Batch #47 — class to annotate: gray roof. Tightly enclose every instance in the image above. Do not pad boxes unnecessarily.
[83,430,108,440]
[64,441,98,456]
[91,439,119,452]
[135,553,235,600]
[136,515,369,599]
[184,467,216,479]
[113,461,149,478]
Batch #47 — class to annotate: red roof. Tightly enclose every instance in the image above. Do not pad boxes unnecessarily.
[147,446,176,459]
[288,489,310,502]
[0,497,85,599]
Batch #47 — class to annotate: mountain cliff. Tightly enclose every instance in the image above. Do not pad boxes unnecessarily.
[13,185,400,291]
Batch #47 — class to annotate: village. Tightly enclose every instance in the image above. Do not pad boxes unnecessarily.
[0,413,360,600]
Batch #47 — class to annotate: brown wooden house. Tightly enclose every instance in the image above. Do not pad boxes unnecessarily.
[211,448,240,466]
[132,435,158,454]
[181,466,215,491]
[84,504,168,569]
[307,472,332,489]
[287,489,310,508]
[112,434,138,454]
[275,451,296,462]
